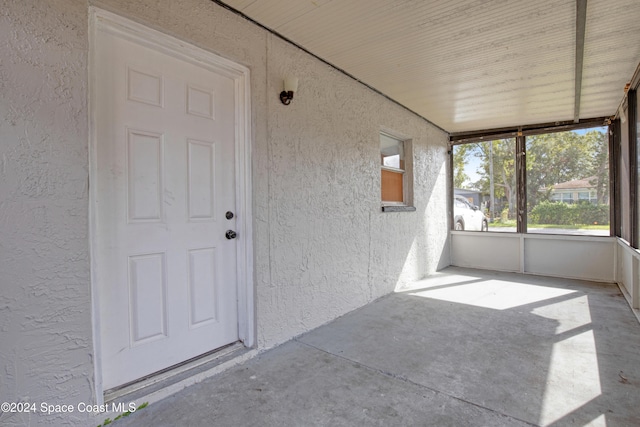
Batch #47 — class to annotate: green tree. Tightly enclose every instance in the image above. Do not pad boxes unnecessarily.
[452,129,608,224]
[453,144,472,189]
[584,130,609,204]
[473,139,516,218]
[526,130,608,209]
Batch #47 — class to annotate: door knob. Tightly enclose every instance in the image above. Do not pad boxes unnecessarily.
[225,230,237,240]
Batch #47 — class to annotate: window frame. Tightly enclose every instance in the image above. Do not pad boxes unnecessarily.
[380,130,415,212]
[450,118,612,234]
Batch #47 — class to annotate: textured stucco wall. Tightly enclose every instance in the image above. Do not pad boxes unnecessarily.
[92,0,449,347]
[0,1,93,425]
[1,0,449,424]
[261,36,449,345]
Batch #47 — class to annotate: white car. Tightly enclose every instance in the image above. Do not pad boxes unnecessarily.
[454,195,488,231]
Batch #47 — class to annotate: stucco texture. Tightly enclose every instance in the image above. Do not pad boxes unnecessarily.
[262,36,449,346]
[0,0,93,425]
[1,0,449,424]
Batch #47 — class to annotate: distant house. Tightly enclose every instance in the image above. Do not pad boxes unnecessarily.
[549,177,607,204]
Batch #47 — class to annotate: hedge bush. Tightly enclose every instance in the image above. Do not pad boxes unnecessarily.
[529,201,609,225]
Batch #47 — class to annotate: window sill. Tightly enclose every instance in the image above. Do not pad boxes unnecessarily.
[381,205,416,213]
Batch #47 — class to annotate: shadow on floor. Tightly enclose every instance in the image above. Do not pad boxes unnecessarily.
[116,268,640,426]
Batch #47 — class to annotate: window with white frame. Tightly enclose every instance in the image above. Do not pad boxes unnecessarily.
[380,132,413,208]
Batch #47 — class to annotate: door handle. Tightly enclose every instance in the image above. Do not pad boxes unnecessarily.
[225,230,237,240]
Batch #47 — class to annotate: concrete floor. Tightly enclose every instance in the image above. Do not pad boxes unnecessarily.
[116,268,640,426]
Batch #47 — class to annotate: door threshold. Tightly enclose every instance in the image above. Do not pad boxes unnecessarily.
[104,342,248,404]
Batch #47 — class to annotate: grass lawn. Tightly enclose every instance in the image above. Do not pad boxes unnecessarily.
[490,221,609,230]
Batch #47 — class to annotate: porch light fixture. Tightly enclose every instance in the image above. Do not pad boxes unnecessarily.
[280,76,298,105]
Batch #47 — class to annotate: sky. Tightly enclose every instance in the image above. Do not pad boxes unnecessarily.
[456,126,608,189]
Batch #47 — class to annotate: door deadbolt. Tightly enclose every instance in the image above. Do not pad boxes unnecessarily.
[225,211,234,220]
[225,230,237,240]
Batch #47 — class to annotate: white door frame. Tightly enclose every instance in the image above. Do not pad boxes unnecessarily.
[88,7,254,402]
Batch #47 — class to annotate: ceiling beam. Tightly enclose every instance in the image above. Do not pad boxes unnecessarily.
[574,0,588,123]
[449,117,609,144]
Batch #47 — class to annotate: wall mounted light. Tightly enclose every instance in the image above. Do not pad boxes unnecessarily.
[280,76,299,105]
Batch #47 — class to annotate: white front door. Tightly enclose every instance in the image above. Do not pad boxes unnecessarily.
[94,25,240,390]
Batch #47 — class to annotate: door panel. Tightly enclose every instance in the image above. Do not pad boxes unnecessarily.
[187,139,216,220]
[95,29,239,390]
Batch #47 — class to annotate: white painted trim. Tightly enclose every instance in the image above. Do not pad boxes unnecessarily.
[88,7,254,402]
[616,237,640,309]
[451,230,616,243]
[91,9,247,80]
[613,236,619,283]
[105,342,245,402]
[380,128,414,206]
[233,55,255,348]
[517,232,615,243]
[91,348,260,426]
[616,236,640,257]
[519,234,525,273]
[379,126,411,142]
[381,165,406,173]
[88,9,104,405]
[629,254,636,308]
[450,231,617,282]
[616,240,640,322]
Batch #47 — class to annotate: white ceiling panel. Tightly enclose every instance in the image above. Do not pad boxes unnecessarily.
[221,0,640,132]
[580,0,640,119]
